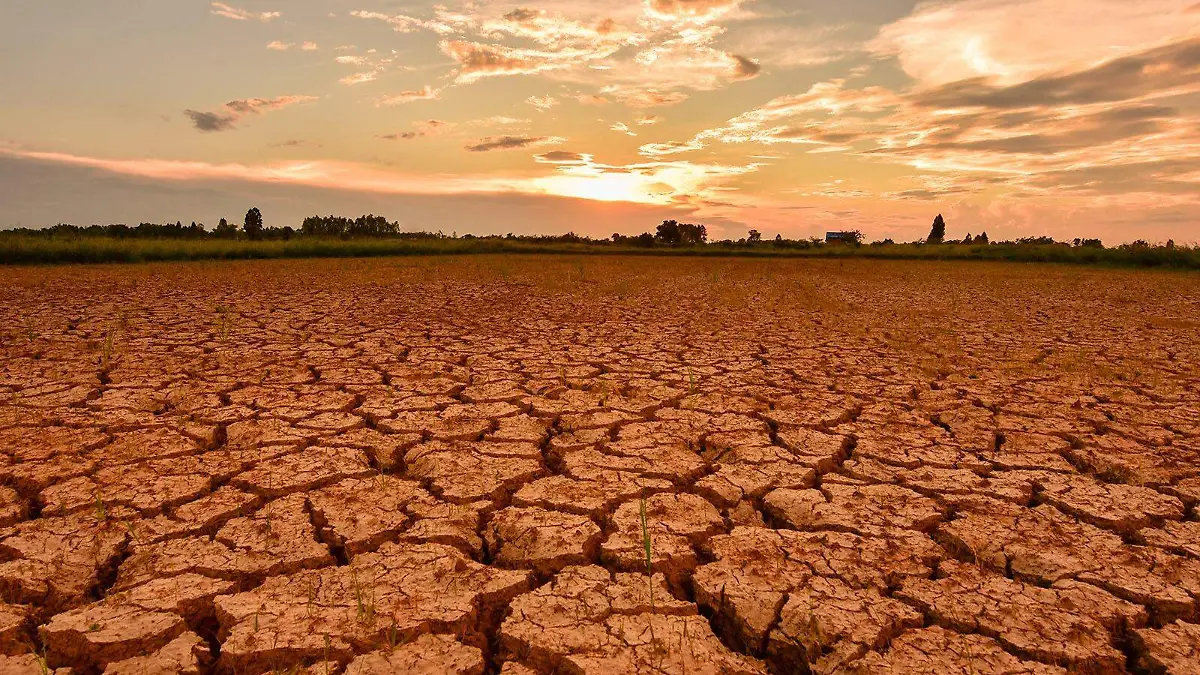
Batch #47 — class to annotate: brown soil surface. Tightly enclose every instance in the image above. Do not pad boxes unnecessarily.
[1,256,1198,674]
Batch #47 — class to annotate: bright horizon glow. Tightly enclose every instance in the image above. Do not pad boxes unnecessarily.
[0,0,1198,243]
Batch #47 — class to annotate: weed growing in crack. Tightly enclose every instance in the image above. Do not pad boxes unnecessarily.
[93,490,107,522]
[215,305,231,342]
[101,324,117,371]
[639,486,658,650]
[323,635,332,675]
[352,568,376,626]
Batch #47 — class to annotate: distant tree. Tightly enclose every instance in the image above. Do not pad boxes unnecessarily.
[656,220,682,245]
[243,208,264,240]
[634,232,655,247]
[214,217,237,238]
[927,214,946,243]
[678,222,707,245]
[747,229,762,243]
[974,232,989,245]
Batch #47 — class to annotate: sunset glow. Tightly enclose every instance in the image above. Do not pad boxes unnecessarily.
[1,0,1198,241]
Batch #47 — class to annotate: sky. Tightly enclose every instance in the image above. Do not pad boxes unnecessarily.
[1,0,1198,243]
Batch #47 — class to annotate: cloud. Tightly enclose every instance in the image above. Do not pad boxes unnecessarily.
[535,151,591,165]
[441,40,599,82]
[605,88,689,107]
[641,34,1200,207]
[183,110,237,133]
[380,120,455,141]
[464,135,565,152]
[301,42,319,51]
[870,0,1200,87]
[611,123,637,136]
[377,86,441,106]
[183,95,317,132]
[527,95,560,112]
[909,38,1200,110]
[636,115,661,125]
[267,41,292,51]
[210,2,279,22]
[644,0,745,24]
[730,54,761,79]
[340,72,378,86]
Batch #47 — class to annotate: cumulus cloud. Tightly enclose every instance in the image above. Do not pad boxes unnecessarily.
[464,135,565,152]
[870,0,1200,86]
[183,95,317,132]
[210,2,279,22]
[641,34,1200,205]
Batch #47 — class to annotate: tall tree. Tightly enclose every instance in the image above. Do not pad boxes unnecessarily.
[927,214,946,243]
[747,229,762,243]
[243,207,264,240]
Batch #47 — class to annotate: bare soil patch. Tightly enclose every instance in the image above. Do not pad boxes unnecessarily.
[1,256,1198,673]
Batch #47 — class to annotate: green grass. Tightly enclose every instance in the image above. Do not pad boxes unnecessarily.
[1,234,1198,269]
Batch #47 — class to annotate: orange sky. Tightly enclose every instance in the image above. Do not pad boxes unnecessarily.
[1,0,1198,242]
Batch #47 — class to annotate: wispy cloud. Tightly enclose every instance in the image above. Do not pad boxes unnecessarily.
[376,86,442,106]
[340,72,378,86]
[464,135,566,152]
[183,95,317,132]
[526,95,560,112]
[210,2,279,22]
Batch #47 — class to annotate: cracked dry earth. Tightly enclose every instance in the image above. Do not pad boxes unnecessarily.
[1,256,1199,675]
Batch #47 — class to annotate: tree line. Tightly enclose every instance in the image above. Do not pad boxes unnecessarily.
[2,209,1178,251]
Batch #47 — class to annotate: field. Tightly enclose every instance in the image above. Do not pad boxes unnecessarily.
[3,234,1200,269]
[1,255,1199,674]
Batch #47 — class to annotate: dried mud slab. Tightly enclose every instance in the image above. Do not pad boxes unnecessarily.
[114,495,332,590]
[231,445,374,498]
[511,475,673,519]
[213,542,529,674]
[601,493,724,585]
[0,604,31,656]
[694,526,942,667]
[896,560,1143,672]
[343,634,483,675]
[500,565,766,674]
[1140,521,1200,559]
[40,574,233,670]
[841,626,1068,675]
[485,507,601,575]
[101,631,210,675]
[762,483,942,536]
[941,504,1200,621]
[404,441,545,504]
[1031,471,1185,534]
[0,653,73,675]
[0,513,128,613]
[1132,620,1200,675]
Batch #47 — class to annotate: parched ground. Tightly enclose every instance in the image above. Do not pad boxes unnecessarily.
[1,255,1199,675]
